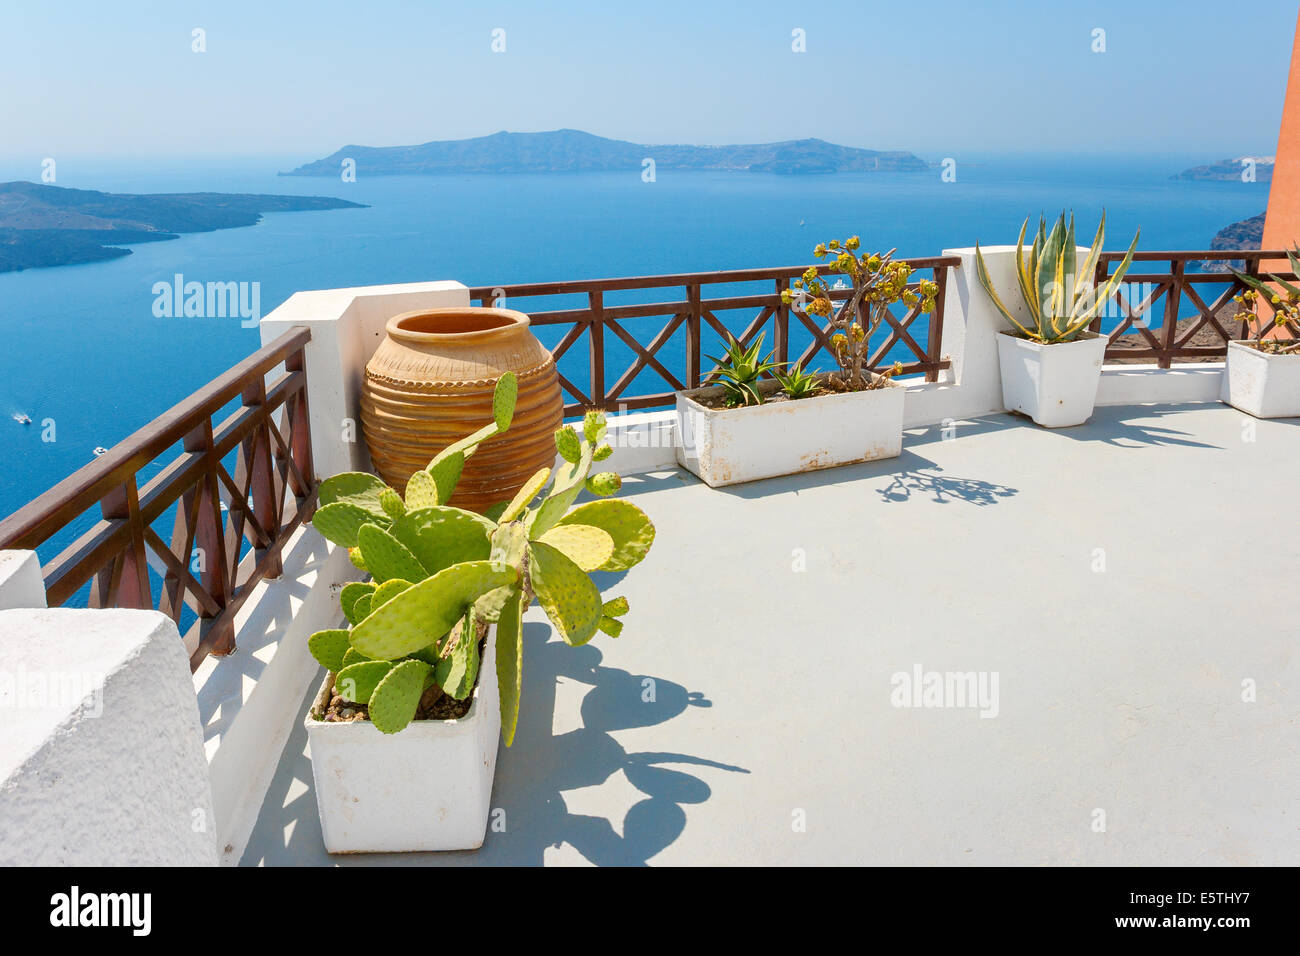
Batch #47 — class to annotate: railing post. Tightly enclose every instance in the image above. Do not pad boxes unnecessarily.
[686,283,702,388]
[97,478,151,611]
[926,266,948,383]
[773,278,789,369]
[587,290,606,411]
[1160,259,1185,369]
[285,345,316,512]
[241,378,282,579]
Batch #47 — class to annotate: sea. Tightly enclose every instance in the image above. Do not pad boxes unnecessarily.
[0,152,1269,529]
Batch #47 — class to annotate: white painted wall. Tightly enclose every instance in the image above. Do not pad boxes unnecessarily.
[0,608,218,865]
[259,281,470,481]
[0,550,46,610]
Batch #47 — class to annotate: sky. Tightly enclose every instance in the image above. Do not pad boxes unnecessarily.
[1,0,1296,163]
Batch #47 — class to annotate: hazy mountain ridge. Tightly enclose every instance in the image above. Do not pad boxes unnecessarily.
[1175,157,1274,182]
[282,129,929,176]
[0,181,365,272]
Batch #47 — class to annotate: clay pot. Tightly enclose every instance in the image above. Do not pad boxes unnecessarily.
[361,308,563,513]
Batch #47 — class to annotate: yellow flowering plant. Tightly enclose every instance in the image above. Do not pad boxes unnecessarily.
[781,237,938,390]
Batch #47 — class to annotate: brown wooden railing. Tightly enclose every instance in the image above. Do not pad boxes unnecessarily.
[471,258,959,415]
[1093,250,1297,367]
[0,327,316,671]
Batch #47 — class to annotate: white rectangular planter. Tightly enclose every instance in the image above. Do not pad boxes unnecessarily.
[1224,340,1300,419]
[997,331,1107,428]
[675,377,904,488]
[304,630,500,853]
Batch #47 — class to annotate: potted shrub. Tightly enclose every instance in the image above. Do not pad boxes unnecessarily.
[975,213,1138,428]
[675,239,937,487]
[304,373,655,853]
[1226,252,1300,418]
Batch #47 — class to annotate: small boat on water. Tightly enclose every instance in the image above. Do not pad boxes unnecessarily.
[92,446,108,457]
[12,413,31,425]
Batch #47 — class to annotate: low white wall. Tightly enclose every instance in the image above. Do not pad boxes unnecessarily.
[0,607,218,865]
[259,281,471,481]
[195,524,362,866]
[0,550,46,610]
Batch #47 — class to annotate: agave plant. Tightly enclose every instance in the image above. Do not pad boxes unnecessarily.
[706,332,784,407]
[975,212,1140,344]
[773,362,822,399]
[1231,249,1300,354]
[307,373,654,743]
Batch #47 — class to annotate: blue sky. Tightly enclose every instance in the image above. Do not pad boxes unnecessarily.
[1,0,1296,161]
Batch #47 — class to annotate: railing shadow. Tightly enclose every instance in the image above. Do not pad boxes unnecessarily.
[1025,403,1224,450]
[241,623,746,866]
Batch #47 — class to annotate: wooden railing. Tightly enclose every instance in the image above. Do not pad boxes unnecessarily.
[471,258,959,415]
[0,327,316,671]
[1093,250,1298,367]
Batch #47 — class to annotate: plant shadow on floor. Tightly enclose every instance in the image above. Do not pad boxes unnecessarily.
[242,623,747,867]
[875,464,1017,506]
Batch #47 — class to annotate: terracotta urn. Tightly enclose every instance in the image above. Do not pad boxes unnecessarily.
[360,307,564,513]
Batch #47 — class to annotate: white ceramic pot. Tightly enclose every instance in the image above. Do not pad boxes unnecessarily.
[996,330,1107,428]
[674,375,904,488]
[1223,339,1300,419]
[304,628,500,853]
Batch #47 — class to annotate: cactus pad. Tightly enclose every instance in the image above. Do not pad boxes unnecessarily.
[584,472,622,497]
[434,615,481,700]
[555,426,581,464]
[598,616,624,638]
[368,659,433,734]
[496,590,523,747]
[592,443,613,462]
[528,540,602,646]
[538,523,615,572]
[356,523,426,584]
[379,487,406,520]
[341,647,367,668]
[499,467,550,523]
[556,499,655,572]
[493,371,518,430]
[583,410,607,443]
[348,547,367,572]
[317,471,393,519]
[426,451,464,506]
[308,628,351,673]
[370,578,412,610]
[340,581,376,625]
[403,469,439,510]
[602,596,629,617]
[349,561,517,660]
[313,501,383,548]
[336,660,396,704]
[391,505,494,576]
[351,592,373,621]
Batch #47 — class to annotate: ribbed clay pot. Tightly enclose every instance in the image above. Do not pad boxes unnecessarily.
[360,308,563,513]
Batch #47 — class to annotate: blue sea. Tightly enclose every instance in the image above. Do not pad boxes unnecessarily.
[0,153,1269,522]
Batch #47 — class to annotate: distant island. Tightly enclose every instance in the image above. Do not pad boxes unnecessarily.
[1174,156,1274,182]
[282,128,929,176]
[0,182,365,273]
[1202,211,1265,272]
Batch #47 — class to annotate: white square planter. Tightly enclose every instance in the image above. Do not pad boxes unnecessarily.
[675,376,904,488]
[997,331,1107,428]
[1224,340,1300,419]
[304,629,500,853]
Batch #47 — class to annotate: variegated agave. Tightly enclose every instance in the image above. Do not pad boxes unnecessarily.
[975,212,1139,344]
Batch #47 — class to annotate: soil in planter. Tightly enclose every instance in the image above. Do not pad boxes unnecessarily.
[313,637,483,723]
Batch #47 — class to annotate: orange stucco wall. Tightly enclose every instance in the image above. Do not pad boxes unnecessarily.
[1262,10,1300,260]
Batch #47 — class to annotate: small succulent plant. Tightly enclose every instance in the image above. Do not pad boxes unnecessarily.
[782,237,938,390]
[706,332,783,407]
[773,362,822,400]
[1232,249,1300,355]
[308,373,655,743]
[975,211,1139,345]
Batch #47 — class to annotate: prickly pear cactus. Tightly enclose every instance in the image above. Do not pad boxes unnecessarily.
[307,370,655,740]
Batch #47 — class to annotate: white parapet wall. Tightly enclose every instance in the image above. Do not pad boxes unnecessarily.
[0,605,219,866]
[259,281,471,481]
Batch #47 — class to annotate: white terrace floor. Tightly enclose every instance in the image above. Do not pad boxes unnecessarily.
[243,403,1300,866]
